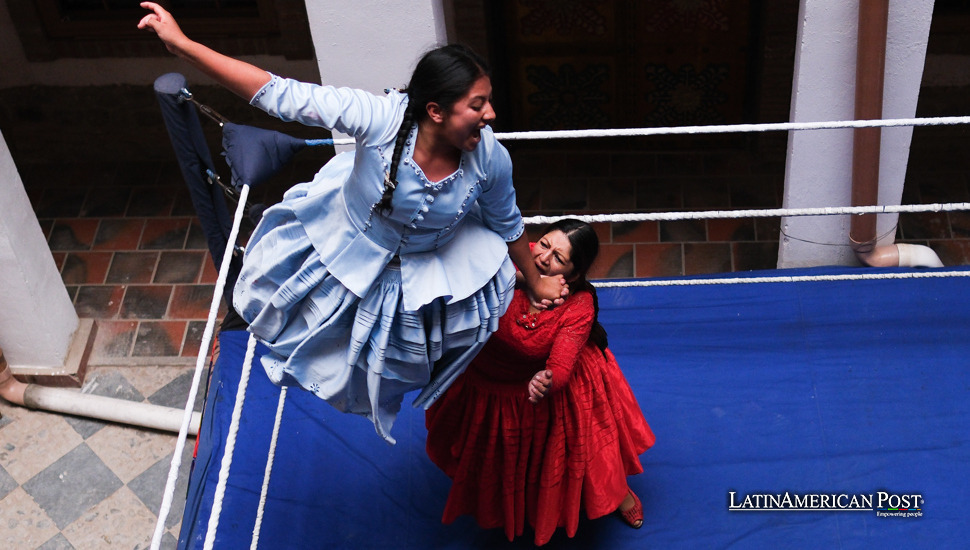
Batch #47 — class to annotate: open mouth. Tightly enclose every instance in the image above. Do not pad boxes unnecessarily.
[465,129,482,150]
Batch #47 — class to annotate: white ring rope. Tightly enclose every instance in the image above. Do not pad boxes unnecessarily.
[251,387,288,550]
[328,114,970,147]
[150,183,253,550]
[333,116,970,145]
[494,115,970,141]
[590,269,970,288]
[204,333,258,550]
[523,201,970,226]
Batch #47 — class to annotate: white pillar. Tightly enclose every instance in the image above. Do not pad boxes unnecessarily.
[303,0,448,150]
[0,130,86,374]
[778,0,935,268]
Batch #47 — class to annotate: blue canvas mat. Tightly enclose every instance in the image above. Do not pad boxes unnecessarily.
[179,266,970,549]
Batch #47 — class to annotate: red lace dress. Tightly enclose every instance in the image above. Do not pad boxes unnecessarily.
[425,288,655,545]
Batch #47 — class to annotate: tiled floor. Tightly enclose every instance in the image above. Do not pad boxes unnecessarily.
[1,158,295,550]
[32,162,229,367]
[20,158,318,368]
[0,365,204,549]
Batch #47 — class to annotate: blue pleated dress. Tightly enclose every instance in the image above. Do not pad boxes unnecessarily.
[232,75,521,443]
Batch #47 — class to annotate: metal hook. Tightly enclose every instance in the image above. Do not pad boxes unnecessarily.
[178,87,229,127]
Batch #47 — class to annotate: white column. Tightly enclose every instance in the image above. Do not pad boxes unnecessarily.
[0,130,80,372]
[778,0,934,268]
[303,0,448,150]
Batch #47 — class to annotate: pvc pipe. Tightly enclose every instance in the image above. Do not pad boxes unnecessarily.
[849,0,943,269]
[855,242,944,268]
[0,348,201,435]
[896,243,944,268]
[849,0,888,250]
[0,352,26,406]
[23,386,201,434]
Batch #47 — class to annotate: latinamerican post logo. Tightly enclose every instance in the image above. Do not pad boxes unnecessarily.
[728,491,923,518]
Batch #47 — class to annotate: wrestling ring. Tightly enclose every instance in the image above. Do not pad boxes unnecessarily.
[148,74,970,549]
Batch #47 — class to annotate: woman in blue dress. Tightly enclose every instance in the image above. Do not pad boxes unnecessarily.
[138,2,566,443]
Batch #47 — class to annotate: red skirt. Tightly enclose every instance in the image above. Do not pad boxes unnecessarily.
[425,344,655,546]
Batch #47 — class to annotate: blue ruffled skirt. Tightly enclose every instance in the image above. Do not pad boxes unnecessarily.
[234,177,515,444]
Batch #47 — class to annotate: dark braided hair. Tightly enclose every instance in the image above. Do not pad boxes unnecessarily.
[375,44,490,214]
[542,219,609,354]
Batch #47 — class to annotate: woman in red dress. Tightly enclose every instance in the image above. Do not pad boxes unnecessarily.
[425,219,655,545]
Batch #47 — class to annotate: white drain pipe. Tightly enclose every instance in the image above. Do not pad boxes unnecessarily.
[0,347,200,435]
[854,241,944,268]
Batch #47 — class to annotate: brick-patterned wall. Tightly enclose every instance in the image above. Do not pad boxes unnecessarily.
[510,137,785,280]
[486,1,799,279]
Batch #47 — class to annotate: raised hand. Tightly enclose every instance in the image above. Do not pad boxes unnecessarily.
[137,2,271,100]
[137,2,190,56]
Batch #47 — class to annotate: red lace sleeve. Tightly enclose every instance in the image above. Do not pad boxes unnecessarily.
[544,291,594,393]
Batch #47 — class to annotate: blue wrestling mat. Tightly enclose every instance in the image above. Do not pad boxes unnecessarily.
[178,266,970,549]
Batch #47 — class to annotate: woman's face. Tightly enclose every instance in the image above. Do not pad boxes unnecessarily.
[533,230,575,279]
[438,75,496,152]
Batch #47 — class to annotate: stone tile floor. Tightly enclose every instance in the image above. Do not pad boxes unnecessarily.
[0,365,205,549]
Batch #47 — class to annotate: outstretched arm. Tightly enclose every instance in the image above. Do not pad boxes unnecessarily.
[138,2,271,100]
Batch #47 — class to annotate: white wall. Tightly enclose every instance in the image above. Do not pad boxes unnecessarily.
[303,0,446,93]
[778,0,935,268]
[302,0,447,149]
[0,131,79,369]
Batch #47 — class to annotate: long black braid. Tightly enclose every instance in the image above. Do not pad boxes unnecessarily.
[577,279,609,355]
[374,44,489,215]
[375,103,415,214]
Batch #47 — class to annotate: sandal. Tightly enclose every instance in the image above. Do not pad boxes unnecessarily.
[617,489,643,529]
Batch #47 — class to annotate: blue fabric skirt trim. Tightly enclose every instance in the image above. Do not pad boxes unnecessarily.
[233,207,515,444]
